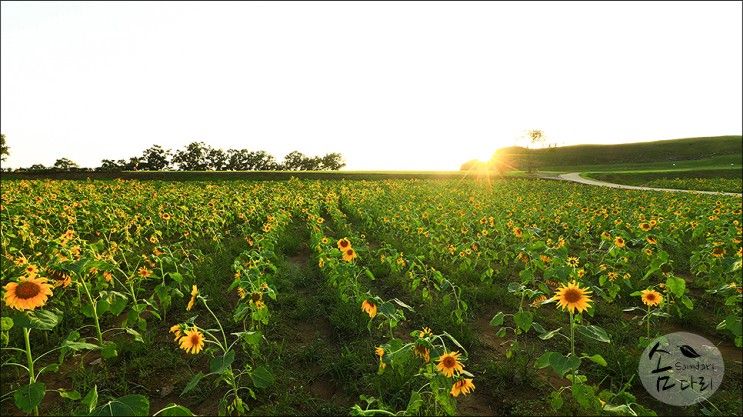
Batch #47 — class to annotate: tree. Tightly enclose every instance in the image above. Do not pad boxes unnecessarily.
[28,164,46,171]
[207,148,227,171]
[526,129,545,173]
[172,142,211,171]
[97,159,126,172]
[248,151,279,170]
[282,151,306,171]
[0,133,8,162]
[300,155,322,171]
[226,149,249,170]
[139,145,171,170]
[53,158,79,171]
[319,153,345,170]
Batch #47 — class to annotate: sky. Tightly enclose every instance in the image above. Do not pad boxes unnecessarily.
[1,1,741,171]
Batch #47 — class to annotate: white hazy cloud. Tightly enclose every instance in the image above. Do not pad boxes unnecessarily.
[1,1,741,170]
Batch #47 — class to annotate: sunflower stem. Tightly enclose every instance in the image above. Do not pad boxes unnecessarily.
[203,299,227,353]
[80,277,104,346]
[24,328,39,416]
[646,305,651,339]
[569,311,575,358]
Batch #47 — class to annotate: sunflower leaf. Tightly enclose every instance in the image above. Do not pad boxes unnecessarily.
[13,382,45,413]
[181,372,204,396]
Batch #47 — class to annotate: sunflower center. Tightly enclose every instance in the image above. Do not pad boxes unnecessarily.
[443,356,456,367]
[347,249,354,255]
[190,334,200,345]
[16,281,42,299]
[563,288,582,303]
[646,293,656,301]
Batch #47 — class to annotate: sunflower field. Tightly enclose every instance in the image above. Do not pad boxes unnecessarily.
[0,178,741,416]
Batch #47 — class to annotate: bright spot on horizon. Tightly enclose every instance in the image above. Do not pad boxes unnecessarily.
[1,1,741,171]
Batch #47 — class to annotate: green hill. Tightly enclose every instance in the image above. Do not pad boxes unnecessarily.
[491,135,742,171]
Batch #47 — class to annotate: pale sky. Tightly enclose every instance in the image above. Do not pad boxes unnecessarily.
[1,1,741,170]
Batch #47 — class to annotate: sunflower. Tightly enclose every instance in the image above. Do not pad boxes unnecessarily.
[436,351,464,377]
[375,346,386,369]
[646,236,657,245]
[24,264,39,277]
[530,295,547,308]
[601,231,611,240]
[361,299,377,318]
[614,237,626,248]
[169,324,183,341]
[342,248,358,262]
[554,281,592,314]
[103,271,114,283]
[337,238,351,251]
[418,326,433,338]
[48,268,72,288]
[138,267,152,278]
[251,292,263,302]
[641,290,663,307]
[450,378,475,397]
[255,300,266,309]
[513,227,523,238]
[178,327,205,354]
[711,247,725,258]
[237,287,247,299]
[321,237,330,245]
[566,257,579,268]
[187,285,198,311]
[4,276,54,311]
[318,258,325,269]
[639,222,652,232]
[414,343,431,363]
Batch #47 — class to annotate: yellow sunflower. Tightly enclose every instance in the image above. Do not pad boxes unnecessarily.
[436,351,464,377]
[178,327,205,354]
[614,236,626,248]
[711,247,725,258]
[187,285,198,311]
[361,299,377,318]
[641,290,663,307]
[554,281,592,314]
[413,343,430,363]
[375,346,386,369]
[342,248,358,262]
[450,378,475,397]
[4,276,54,311]
[566,257,579,267]
[513,227,523,238]
[337,238,351,251]
[169,324,183,341]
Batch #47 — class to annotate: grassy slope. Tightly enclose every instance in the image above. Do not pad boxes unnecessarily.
[495,135,742,172]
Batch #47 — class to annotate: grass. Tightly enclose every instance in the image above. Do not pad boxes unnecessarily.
[494,135,742,171]
[582,168,742,193]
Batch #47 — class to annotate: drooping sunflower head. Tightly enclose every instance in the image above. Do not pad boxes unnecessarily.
[4,276,54,311]
[711,247,725,258]
[178,327,205,354]
[251,292,263,302]
[169,324,183,341]
[48,268,72,288]
[413,343,431,363]
[554,281,592,314]
[641,290,663,307]
[450,378,475,397]
[361,299,377,318]
[436,351,464,378]
[375,346,385,358]
[646,236,657,245]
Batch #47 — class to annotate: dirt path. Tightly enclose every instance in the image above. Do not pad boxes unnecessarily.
[552,172,742,197]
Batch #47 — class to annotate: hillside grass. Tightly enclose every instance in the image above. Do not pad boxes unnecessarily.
[583,168,742,193]
[496,135,742,171]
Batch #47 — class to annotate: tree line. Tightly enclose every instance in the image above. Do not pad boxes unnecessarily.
[0,137,346,172]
